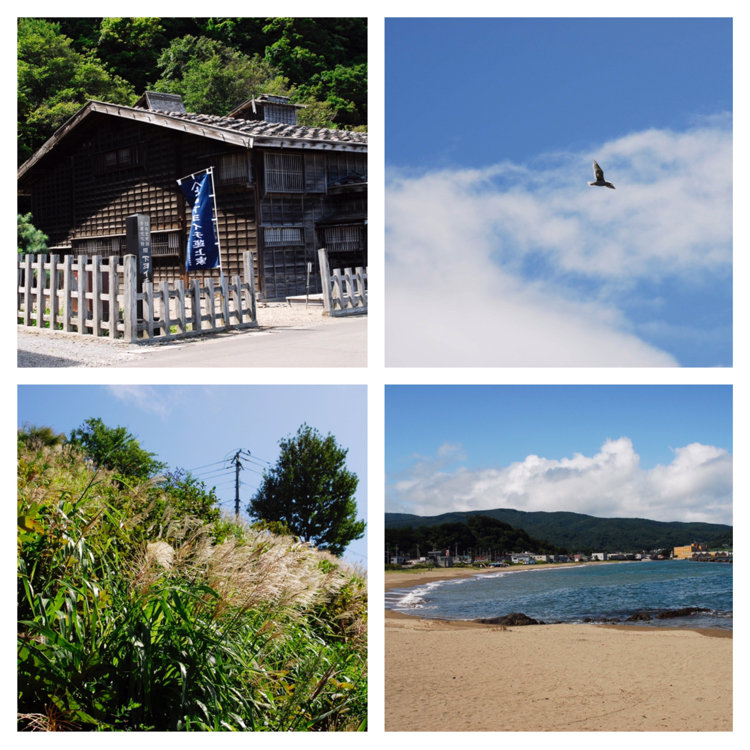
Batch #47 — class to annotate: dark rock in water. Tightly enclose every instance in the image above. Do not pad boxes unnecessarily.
[627,611,652,621]
[475,612,544,626]
[655,606,710,619]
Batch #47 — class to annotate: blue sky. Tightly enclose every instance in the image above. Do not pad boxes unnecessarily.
[385,18,732,367]
[385,385,733,525]
[17,385,368,566]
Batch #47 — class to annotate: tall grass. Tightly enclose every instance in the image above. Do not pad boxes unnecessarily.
[18,444,367,731]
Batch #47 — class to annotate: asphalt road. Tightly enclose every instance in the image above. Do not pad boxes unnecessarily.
[120,316,367,368]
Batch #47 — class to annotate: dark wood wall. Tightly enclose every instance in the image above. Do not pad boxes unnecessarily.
[23,114,366,299]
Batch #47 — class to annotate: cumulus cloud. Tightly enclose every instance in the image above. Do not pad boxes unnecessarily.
[386,117,731,366]
[386,438,732,525]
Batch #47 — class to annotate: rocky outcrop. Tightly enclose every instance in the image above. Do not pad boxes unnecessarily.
[655,606,710,619]
[475,612,544,626]
[626,611,652,621]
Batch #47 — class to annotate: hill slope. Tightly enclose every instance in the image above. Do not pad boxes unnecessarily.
[385,508,732,552]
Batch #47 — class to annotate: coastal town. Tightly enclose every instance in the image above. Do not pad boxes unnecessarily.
[387,541,732,568]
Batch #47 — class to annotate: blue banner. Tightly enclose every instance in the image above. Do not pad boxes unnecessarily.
[178,172,220,271]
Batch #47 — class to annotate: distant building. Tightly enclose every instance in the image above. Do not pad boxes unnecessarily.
[591,552,608,561]
[427,550,453,568]
[673,543,708,559]
[511,553,535,565]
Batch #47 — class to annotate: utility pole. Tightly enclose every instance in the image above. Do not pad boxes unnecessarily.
[230,450,251,521]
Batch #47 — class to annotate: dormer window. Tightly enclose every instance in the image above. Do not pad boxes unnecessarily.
[226,94,306,124]
[263,104,297,124]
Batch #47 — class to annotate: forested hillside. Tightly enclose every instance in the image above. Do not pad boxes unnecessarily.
[386,514,566,560]
[385,508,733,554]
[18,17,367,163]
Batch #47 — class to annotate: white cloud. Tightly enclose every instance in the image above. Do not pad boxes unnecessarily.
[386,117,731,366]
[104,385,176,417]
[386,438,732,525]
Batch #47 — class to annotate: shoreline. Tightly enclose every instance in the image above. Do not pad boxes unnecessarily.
[385,564,732,731]
[384,563,732,637]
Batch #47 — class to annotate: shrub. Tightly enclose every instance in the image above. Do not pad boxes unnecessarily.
[18,444,366,731]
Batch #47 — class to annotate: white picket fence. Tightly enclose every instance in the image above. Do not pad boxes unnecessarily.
[17,252,257,342]
[317,248,368,316]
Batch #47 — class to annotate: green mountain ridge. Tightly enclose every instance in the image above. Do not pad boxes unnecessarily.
[385,508,732,553]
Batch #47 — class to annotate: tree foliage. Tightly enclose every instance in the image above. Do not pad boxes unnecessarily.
[154,36,291,116]
[386,515,564,560]
[17,18,135,163]
[248,424,365,556]
[385,508,734,554]
[18,17,367,163]
[67,417,165,482]
[17,213,48,255]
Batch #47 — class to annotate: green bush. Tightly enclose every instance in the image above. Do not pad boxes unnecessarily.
[18,444,367,731]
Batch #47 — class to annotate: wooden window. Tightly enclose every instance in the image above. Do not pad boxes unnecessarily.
[264,152,303,192]
[263,104,297,124]
[304,152,327,192]
[322,224,364,252]
[152,231,181,257]
[263,227,304,247]
[98,144,142,172]
[218,152,252,185]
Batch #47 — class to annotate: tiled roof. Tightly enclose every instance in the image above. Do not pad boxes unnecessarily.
[167,109,368,145]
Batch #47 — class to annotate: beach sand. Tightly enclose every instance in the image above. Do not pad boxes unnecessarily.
[385,568,732,731]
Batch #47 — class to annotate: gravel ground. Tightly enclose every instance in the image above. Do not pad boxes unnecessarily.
[17,301,346,367]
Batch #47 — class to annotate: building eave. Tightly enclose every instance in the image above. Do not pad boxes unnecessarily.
[18,100,366,182]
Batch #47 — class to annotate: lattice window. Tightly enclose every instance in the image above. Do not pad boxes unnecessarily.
[327,153,367,184]
[264,227,304,247]
[152,231,181,257]
[304,152,327,193]
[322,224,364,252]
[218,152,252,185]
[263,104,297,124]
[72,236,124,257]
[264,152,304,192]
[260,194,304,225]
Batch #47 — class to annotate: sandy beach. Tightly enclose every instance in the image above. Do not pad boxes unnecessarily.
[385,568,732,731]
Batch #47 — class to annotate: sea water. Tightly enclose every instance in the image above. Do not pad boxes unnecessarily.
[385,560,732,629]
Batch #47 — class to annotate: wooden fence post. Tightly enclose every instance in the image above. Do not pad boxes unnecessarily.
[34,254,46,329]
[91,255,103,336]
[63,255,74,332]
[49,254,59,330]
[219,275,230,329]
[107,257,117,339]
[123,255,138,342]
[317,248,332,314]
[77,255,88,334]
[191,279,202,332]
[242,251,257,324]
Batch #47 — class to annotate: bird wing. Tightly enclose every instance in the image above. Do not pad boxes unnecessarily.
[593,161,604,181]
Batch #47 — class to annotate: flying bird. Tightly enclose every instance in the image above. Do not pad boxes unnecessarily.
[588,160,616,189]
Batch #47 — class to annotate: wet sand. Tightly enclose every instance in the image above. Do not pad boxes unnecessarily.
[385,567,732,731]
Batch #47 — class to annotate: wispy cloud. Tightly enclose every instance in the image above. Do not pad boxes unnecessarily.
[386,117,731,366]
[104,385,188,417]
[386,438,733,525]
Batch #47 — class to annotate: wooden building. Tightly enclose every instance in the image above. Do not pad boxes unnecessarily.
[17,92,367,299]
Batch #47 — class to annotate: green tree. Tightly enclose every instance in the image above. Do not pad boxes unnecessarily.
[17,18,135,163]
[154,35,290,116]
[248,424,364,556]
[18,213,48,255]
[68,417,165,482]
[95,17,166,94]
[17,423,65,450]
[158,469,221,526]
